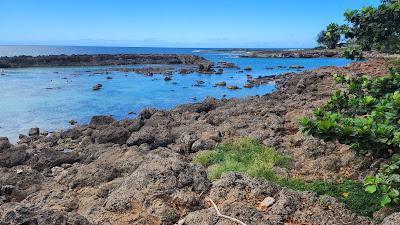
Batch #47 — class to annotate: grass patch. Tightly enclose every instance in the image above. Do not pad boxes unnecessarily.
[194,137,289,180]
[194,137,381,217]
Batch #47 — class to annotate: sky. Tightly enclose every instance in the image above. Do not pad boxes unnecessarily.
[0,0,381,48]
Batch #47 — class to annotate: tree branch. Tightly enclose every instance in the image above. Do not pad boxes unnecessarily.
[205,197,248,225]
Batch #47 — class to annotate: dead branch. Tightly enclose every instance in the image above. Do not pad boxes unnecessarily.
[205,197,248,225]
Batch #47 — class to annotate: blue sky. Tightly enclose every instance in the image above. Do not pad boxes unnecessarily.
[0,0,380,48]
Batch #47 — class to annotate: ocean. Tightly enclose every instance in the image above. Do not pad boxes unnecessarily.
[0,45,351,142]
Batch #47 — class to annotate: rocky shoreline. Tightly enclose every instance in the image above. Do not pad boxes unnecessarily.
[203,49,400,59]
[0,54,213,71]
[1,57,400,224]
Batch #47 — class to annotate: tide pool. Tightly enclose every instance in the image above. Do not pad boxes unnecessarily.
[0,47,351,142]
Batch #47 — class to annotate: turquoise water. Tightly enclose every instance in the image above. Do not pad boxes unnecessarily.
[0,46,351,142]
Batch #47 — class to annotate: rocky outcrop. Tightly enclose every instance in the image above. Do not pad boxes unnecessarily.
[0,59,393,224]
[180,173,370,225]
[0,54,213,70]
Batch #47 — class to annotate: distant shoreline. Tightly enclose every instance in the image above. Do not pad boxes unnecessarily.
[0,54,213,69]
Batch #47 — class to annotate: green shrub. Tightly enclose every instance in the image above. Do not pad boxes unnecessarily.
[364,154,400,206]
[300,68,400,207]
[300,68,400,158]
[343,47,364,61]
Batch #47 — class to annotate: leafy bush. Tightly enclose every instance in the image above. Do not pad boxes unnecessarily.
[343,47,364,61]
[300,68,400,207]
[364,154,400,206]
[300,68,400,158]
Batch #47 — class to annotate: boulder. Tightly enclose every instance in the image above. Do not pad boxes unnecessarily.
[0,149,29,168]
[0,137,11,151]
[139,108,157,120]
[127,127,173,149]
[191,139,216,152]
[68,120,77,125]
[0,204,91,225]
[94,126,130,145]
[89,115,115,127]
[243,83,254,88]
[215,69,224,74]
[104,152,210,225]
[60,128,83,140]
[18,134,31,144]
[289,65,305,69]
[382,212,400,225]
[28,128,39,137]
[92,83,103,91]
[215,81,226,86]
[28,149,80,171]
[178,68,194,74]
[180,133,198,153]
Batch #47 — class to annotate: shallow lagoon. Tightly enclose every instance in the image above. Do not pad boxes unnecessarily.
[0,47,351,141]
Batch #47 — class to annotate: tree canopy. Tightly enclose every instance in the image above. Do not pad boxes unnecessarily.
[317,0,400,53]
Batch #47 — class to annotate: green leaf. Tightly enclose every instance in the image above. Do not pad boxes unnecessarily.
[391,174,400,182]
[364,175,375,185]
[381,195,392,207]
[389,189,400,198]
[365,185,377,193]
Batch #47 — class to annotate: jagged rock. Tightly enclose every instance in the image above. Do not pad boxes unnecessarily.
[180,133,198,153]
[28,128,39,137]
[89,115,115,127]
[28,149,80,172]
[139,108,157,120]
[104,151,210,225]
[94,126,130,145]
[0,137,11,151]
[61,128,83,140]
[0,149,29,168]
[191,139,216,152]
[0,204,91,225]
[382,212,400,225]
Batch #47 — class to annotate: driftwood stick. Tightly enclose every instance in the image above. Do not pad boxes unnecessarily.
[206,197,248,225]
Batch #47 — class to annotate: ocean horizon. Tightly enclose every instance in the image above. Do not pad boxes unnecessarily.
[0,45,301,57]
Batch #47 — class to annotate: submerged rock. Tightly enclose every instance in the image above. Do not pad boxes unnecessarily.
[244,67,252,71]
[243,83,254,88]
[215,69,224,74]
[92,83,102,91]
[227,85,239,90]
[215,81,226,86]
[289,65,305,69]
